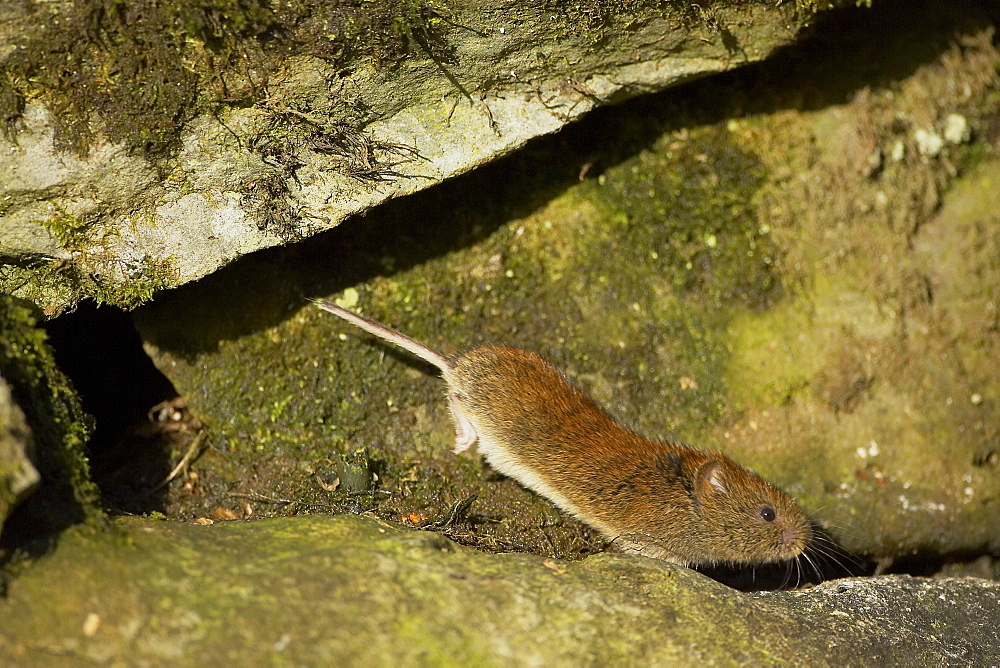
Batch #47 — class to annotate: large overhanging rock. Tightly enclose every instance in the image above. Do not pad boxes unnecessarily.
[0,0,840,314]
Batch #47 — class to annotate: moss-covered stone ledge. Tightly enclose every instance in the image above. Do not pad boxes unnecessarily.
[0,514,997,664]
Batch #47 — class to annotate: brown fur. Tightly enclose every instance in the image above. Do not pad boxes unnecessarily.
[453,348,811,565]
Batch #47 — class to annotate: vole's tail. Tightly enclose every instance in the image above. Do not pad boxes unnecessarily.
[313,299,452,372]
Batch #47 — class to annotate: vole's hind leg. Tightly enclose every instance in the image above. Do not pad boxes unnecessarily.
[449,393,478,453]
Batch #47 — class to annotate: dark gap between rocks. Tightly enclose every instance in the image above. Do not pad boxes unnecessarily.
[44,303,180,515]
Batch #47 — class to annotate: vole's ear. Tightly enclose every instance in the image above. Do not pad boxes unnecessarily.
[695,460,729,497]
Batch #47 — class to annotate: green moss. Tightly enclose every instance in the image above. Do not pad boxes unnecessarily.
[4,515,998,663]
[539,0,651,42]
[273,0,454,65]
[0,254,178,312]
[13,208,175,310]
[35,209,89,247]
[538,0,726,45]
[1,0,452,156]
[538,0,840,47]
[86,255,179,309]
[590,125,778,309]
[0,262,78,316]
[0,296,101,541]
[545,123,780,433]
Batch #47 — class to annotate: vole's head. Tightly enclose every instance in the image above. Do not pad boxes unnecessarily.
[682,456,812,565]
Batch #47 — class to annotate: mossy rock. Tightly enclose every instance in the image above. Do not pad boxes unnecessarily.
[0,296,100,543]
[2,515,998,663]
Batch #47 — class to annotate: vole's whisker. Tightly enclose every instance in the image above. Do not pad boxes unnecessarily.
[801,550,824,583]
[795,530,867,580]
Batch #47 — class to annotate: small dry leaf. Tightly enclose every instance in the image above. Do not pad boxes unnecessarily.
[542,559,567,574]
[316,474,341,492]
[82,612,102,637]
[194,517,215,526]
[401,513,430,527]
[212,507,239,520]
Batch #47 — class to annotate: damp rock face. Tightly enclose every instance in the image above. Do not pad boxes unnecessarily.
[0,515,997,664]
[0,0,836,314]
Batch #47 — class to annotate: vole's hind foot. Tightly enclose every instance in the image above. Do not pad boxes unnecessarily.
[449,393,478,453]
[610,532,686,566]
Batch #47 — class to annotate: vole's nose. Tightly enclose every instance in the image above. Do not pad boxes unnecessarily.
[781,526,802,548]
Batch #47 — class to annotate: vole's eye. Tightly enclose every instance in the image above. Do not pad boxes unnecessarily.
[759,506,776,522]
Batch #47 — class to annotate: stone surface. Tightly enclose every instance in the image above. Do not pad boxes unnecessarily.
[0,374,39,533]
[0,515,997,664]
[0,1,824,314]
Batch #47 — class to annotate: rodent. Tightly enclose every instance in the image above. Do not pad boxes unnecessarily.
[315,300,812,567]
